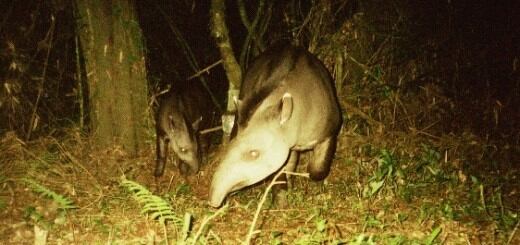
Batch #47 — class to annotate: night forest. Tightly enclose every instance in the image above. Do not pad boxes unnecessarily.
[1,0,519,243]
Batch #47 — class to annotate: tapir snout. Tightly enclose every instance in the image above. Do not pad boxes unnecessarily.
[209,116,292,206]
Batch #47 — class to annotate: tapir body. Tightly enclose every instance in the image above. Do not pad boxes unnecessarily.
[155,83,217,177]
[209,45,342,207]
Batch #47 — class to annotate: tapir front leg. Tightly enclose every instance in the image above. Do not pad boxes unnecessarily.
[155,135,169,177]
[308,136,338,181]
[198,134,210,165]
[272,150,299,206]
[272,150,300,189]
[283,150,299,189]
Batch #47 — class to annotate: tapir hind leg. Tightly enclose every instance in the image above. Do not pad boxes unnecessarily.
[308,136,337,181]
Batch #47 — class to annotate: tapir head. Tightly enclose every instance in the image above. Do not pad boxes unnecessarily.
[155,112,202,177]
[209,93,294,207]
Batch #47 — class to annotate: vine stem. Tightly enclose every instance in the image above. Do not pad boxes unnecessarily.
[27,15,55,141]
[192,204,228,244]
[243,170,309,244]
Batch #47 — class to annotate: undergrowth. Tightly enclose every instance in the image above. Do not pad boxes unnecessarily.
[0,127,518,244]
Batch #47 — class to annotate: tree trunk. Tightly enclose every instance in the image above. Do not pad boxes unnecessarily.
[74,0,148,155]
[210,0,242,143]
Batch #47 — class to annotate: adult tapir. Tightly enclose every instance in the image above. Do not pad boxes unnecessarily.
[155,82,218,177]
[209,44,342,207]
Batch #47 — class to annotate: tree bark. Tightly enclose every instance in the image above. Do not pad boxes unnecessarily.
[74,0,148,155]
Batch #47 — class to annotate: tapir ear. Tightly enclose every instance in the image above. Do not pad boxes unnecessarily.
[233,96,242,111]
[279,93,293,125]
[192,116,203,131]
[168,115,175,129]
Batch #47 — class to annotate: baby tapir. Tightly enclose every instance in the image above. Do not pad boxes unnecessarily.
[155,83,217,177]
[209,45,342,207]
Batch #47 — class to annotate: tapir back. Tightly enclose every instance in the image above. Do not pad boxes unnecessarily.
[237,45,342,142]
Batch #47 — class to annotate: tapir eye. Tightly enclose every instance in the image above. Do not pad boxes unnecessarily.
[180,147,187,153]
[242,149,260,161]
[250,150,260,159]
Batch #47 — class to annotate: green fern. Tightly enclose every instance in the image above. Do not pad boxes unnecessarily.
[120,178,182,225]
[23,178,76,210]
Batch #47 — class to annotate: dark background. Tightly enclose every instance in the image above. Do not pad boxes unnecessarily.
[0,0,518,145]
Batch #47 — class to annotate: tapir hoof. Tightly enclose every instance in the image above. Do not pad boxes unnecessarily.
[154,160,165,177]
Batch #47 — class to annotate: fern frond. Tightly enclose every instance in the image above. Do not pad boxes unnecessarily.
[120,178,182,225]
[23,178,77,210]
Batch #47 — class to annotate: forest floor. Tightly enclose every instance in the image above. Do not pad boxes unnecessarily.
[1,120,519,244]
